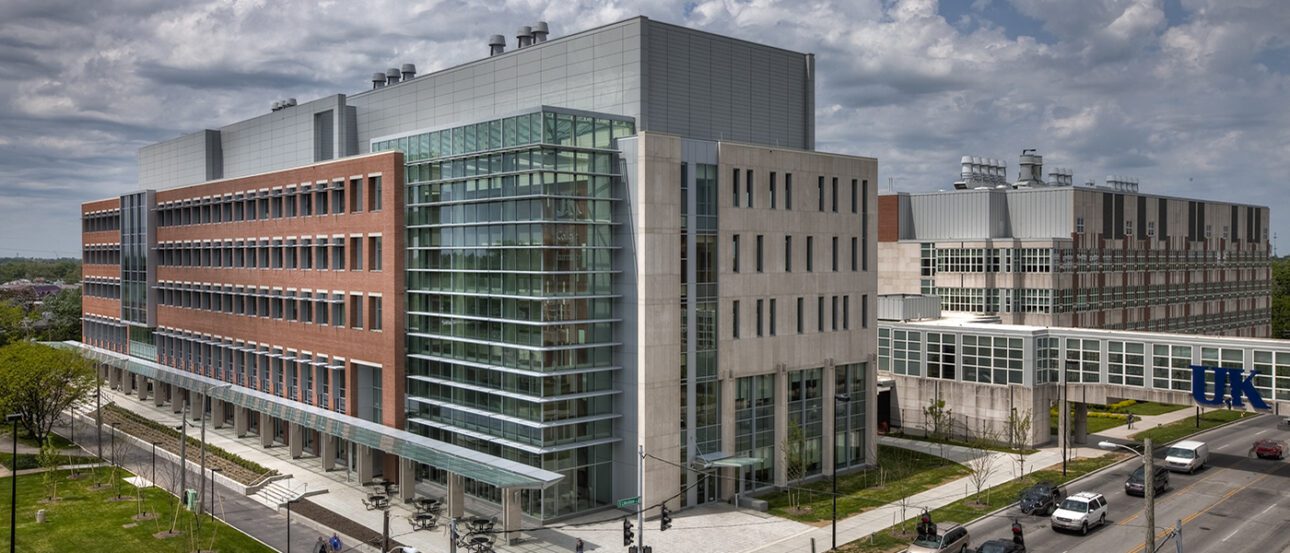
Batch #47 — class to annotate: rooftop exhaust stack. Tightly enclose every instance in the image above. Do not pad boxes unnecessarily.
[401,64,416,81]
[372,72,387,89]
[1105,176,1139,193]
[1047,168,1073,186]
[516,26,533,49]
[1014,149,1045,188]
[488,34,506,56]
[385,67,401,85]
[954,155,1007,189]
[532,21,549,42]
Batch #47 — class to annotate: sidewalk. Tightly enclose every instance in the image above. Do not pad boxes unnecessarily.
[744,437,1106,553]
[1095,406,1196,440]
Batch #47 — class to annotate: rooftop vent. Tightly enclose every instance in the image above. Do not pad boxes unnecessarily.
[1105,175,1140,193]
[1047,167,1074,186]
[372,72,387,89]
[516,26,533,49]
[488,34,506,56]
[385,67,401,85]
[401,63,416,81]
[532,21,549,43]
[270,98,298,112]
[953,155,1007,190]
[1014,149,1045,188]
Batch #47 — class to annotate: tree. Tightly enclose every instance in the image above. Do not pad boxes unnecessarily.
[1007,409,1034,479]
[782,418,808,512]
[923,397,952,442]
[0,301,26,346]
[0,342,96,445]
[39,288,81,341]
[965,447,997,506]
[39,441,62,501]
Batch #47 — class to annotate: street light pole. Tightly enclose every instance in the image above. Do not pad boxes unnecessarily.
[1099,439,1156,552]
[96,371,102,460]
[197,383,231,527]
[833,393,852,551]
[8,413,21,553]
[151,442,158,488]
[286,498,299,553]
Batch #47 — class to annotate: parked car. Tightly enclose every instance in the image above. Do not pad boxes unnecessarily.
[1050,492,1108,535]
[1164,441,1208,473]
[906,523,970,553]
[1018,482,1066,516]
[1252,439,1287,460]
[975,539,1025,553]
[1125,465,1170,496]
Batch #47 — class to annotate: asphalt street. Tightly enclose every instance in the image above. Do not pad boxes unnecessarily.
[962,413,1290,553]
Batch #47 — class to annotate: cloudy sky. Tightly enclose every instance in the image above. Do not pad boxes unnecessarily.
[1,0,1287,258]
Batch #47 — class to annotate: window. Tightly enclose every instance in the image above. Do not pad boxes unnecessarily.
[843,296,850,330]
[756,235,764,272]
[851,237,858,271]
[832,177,839,212]
[300,190,313,216]
[369,236,383,271]
[817,296,824,331]
[807,237,814,272]
[1076,216,1085,234]
[796,297,804,334]
[349,178,363,212]
[733,300,740,338]
[861,295,868,328]
[818,176,825,211]
[331,294,345,327]
[746,170,754,208]
[370,296,382,331]
[368,175,382,211]
[331,238,345,270]
[349,294,363,329]
[733,168,741,207]
[331,182,345,213]
[349,237,363,271]
[832,237,838,271]
[769,299,777,336]
[785,236,793,272]
[785,173,793,210]
[756,299,764,337]
[770,172,777,209]
[733,234,740,272]
[851,178,858,213]
[831,296,838,330]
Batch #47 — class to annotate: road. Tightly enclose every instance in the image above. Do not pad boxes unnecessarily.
[962,414,1290,553]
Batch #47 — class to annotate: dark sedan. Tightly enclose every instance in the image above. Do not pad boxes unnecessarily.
[1125,465,1170,496]
[975,539,1025,553]
[1018,482,1066,516]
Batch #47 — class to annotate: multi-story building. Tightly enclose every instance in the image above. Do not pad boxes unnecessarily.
[78,16,878,526]
[878,151,1271,337]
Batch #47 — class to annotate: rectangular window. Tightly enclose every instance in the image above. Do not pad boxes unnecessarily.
[368,175,382,211]
[770,172,777,209]
[796,297,804,334]
[349,178,363,212]
[349,294,363,329]
[756,235,764,272]
[746,170,754,208]
[851,237,858,271]
[733,234,740,272]
[807,237,814,272]
[817,296,824,331]
[756,299,764,337]
[862,294,868,328]
[832,177,839,212]
[331,295,344,327]
[818,176,825,211]
[332,238,345,270]
[832,296,839,330]
[851,178,858,213]
[843,295,850,330]
[785,173,793,210]
[733,168,741,207]
[785,236,793,272]
[370,296,382,331]
[300,190,313,216]
[832,237,839,271]
[350,236,363,271]
[332,183,345,213]
[733,300,740,338]
[862,179,869,271]
[769,298,777,336]
[369,236,382,271]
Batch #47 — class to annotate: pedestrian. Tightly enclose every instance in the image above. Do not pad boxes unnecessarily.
[1126,413,1135,429]
[315,536,328,553]
[575,537,585,553]
[328,533,343,552]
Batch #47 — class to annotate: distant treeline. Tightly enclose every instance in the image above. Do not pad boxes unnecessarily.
[1275,256,1290,339]
[0,258,81,284]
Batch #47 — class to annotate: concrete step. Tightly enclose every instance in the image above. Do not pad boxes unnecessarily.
[249,477,327,510]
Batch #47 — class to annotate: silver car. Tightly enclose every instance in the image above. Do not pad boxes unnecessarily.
[906,524,970,553]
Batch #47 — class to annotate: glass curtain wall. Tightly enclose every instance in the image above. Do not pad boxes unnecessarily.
[680,162,721,506]
[377,110,634,520]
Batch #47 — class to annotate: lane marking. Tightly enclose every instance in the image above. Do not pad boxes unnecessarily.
[1123,462,1290,553]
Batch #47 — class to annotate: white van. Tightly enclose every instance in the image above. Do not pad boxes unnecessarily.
[1164,440,1208,473]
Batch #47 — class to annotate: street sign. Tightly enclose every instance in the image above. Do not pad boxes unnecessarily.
[617,496,640,508]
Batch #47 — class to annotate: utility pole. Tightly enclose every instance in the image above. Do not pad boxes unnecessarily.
[637,444,645,551]
[95,375,103,459]
[178,400,188,507]
[197,393,207,527]
[1175,518,1183,553]
[1145,437,1155,553]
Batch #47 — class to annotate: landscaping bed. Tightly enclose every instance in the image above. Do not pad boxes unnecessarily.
[100,403,275,485]
[1131,408,1254,444]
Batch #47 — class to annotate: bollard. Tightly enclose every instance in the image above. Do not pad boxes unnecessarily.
[36,509,47,523]
[811,537,817,553]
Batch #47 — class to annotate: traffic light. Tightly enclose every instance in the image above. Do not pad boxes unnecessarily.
[1011,519,1025,546]
[660,505,672,532]
[623,519,635,546]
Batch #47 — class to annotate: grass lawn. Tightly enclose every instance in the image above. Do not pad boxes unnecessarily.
[766,445,970,523]
[1117,402,1188,417]
[0,453,43,471]
[1049,413,1126,436]
[0,468,273,553]
[836,454,1124,553]
[1131,409,1254,445]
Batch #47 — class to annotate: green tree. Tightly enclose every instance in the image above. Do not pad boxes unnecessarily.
[0,342,96,445]
[923,397,952,442]
[39,288,81,341]
[782,418,807,511]
[1273,257,1290,339]
[0,301,26,346]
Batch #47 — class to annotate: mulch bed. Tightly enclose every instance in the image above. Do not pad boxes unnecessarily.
[98,406,269,485]
[295,499,406,550]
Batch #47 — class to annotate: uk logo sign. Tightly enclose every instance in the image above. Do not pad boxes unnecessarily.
[1191,365,1271,410]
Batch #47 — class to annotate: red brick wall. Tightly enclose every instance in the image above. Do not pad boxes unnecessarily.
[878,195,901,242]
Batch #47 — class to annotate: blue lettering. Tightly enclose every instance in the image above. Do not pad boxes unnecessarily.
[1226,368,1270,409]
[1191,365,1225,406]
[1190,365,1271,410]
